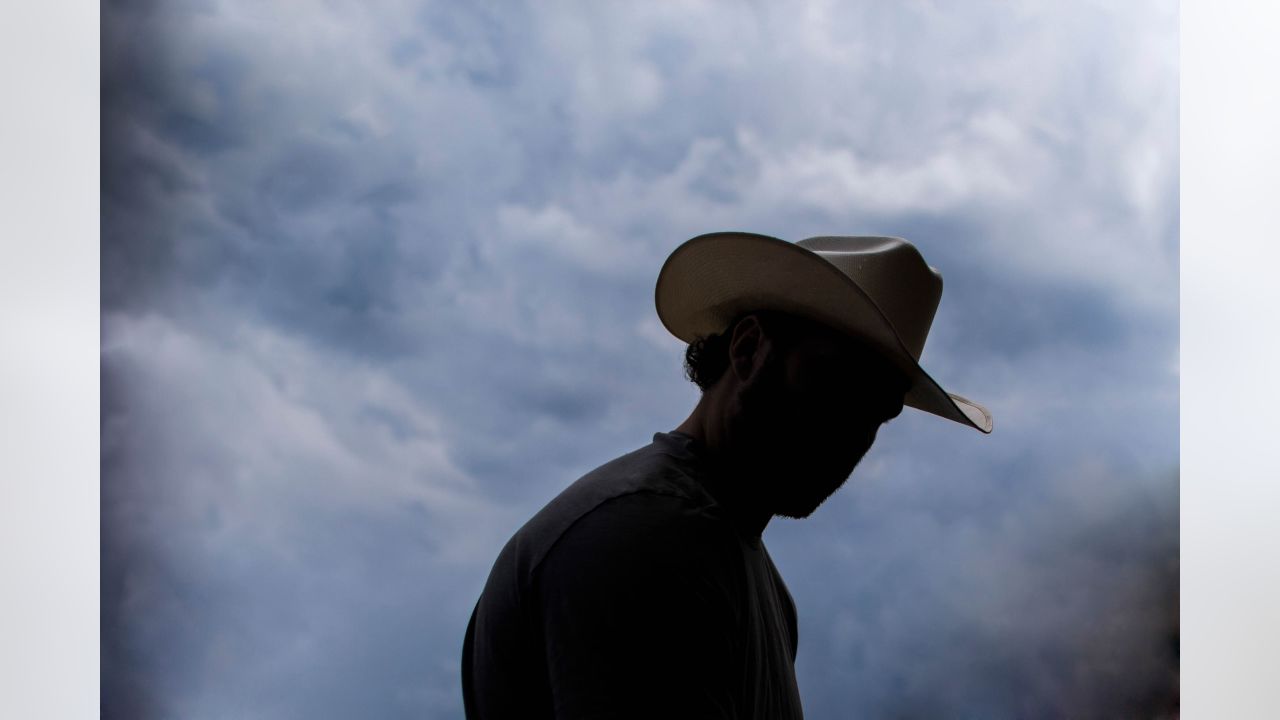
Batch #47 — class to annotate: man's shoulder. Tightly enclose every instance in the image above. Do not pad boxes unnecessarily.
[506,436,725,578]
[544,488,739,571]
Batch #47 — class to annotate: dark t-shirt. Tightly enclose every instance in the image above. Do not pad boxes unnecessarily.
[462,432,804,719]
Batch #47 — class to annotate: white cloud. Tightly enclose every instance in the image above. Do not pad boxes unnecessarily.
[496,202,646,275]
[102,310,513,563]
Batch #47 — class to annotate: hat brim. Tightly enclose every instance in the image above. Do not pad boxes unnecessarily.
[655,231,992,434]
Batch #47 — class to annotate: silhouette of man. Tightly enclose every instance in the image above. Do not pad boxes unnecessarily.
[462,232,992,719]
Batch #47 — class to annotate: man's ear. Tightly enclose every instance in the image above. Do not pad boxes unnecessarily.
[728,315,770,383]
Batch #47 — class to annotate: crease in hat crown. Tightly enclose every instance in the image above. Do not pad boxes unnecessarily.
[654,231,993,434]
[795,236,942,361]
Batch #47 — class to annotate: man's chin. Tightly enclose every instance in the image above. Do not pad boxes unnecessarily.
[771,459,862,518]
[774,505,819,520]
[772,480,846,519]
[774,495,835,519]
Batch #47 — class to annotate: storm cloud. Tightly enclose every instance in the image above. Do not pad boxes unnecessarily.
[103,1,1178,717]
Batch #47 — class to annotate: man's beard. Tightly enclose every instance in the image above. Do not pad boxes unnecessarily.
[732,355,876,519]
[765,438,869,519]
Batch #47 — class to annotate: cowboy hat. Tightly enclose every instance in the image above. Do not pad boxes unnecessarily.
[654,231,993,433]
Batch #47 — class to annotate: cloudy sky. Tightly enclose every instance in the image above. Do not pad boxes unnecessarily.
[102,1,1178,717]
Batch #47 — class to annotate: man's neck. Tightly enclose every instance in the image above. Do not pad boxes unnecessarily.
[674,399,774,538]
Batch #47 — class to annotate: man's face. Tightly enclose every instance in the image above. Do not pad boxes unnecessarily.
[733,320,909,518]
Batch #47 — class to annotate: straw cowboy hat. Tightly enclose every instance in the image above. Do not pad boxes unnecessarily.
[655,231,993,433]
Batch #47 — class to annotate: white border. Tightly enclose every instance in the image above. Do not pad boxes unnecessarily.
[1182,0,1280,717]
[4,1,1279,717]
[0,1,100,717]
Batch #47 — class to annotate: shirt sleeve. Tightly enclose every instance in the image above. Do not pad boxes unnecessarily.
[533,492,744,720]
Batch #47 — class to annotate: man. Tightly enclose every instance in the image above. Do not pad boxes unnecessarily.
[462,232,992,719]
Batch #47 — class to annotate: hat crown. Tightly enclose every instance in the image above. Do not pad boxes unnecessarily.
[796,236,942,359]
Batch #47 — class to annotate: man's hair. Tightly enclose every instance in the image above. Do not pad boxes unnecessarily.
[683,328,733,391]
[683,311,806,392]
